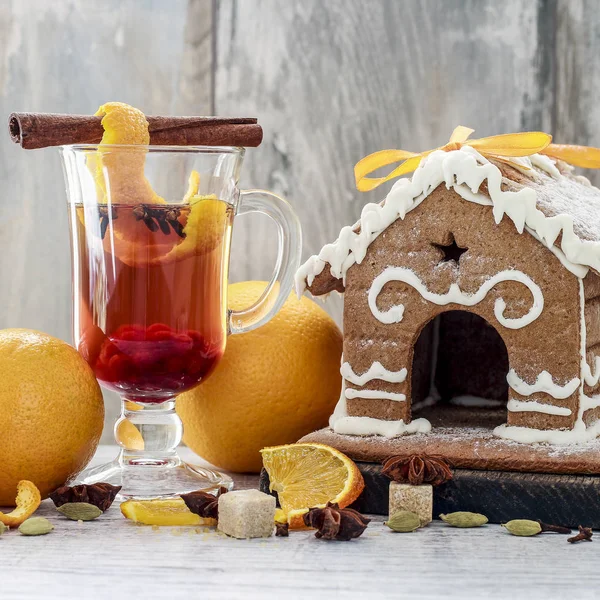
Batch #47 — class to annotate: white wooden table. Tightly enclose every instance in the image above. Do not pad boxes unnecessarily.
[1,446,597,600]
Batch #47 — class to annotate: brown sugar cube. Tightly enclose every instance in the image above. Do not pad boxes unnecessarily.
[389,482,433,525]
[217,489,276,539]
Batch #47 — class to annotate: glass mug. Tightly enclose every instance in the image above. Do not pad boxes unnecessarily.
[61,145,301,498]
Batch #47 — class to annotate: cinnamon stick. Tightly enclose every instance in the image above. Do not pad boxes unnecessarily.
[8,113,263,149]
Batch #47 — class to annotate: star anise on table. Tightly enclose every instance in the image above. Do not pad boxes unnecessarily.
[180,487,228,520]
[49,482,122,512]
[382,454,453,486]
[303,502,370,541]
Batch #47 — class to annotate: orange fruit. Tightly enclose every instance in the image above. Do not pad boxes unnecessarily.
[0,329,104,505]
[121,498,216,526]
[177,281,343,472]
[261,443,364,529]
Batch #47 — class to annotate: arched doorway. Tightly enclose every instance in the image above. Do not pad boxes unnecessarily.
[411,310,509,429]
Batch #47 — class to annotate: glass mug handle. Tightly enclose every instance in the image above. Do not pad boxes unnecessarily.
[228,189,302,334]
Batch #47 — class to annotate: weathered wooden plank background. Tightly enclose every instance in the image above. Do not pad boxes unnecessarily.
[0,0,599,437]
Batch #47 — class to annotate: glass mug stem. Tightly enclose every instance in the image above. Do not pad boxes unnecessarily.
[116,400,182,462]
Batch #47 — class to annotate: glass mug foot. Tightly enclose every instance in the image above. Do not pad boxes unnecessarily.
[70,452,233,500]
[69,399,233,500]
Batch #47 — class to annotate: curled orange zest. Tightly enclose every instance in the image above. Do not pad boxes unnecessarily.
[541,143,600,169]
[0,480,42,527]
[354,126,553,192]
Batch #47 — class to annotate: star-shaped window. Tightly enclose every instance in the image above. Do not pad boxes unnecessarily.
[432,235,467,264]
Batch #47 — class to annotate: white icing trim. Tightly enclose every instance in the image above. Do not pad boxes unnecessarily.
[583,358,600,387]
[506,369,580,400]
[296,147,600,295]
[333,416,431,438]
[368,267,544,329]
[329,381,431,438]
[449,395,504,408]
[344,388,406,402]
[530,154,561,178]
[494,420,600,445]
[341,361,407,385]
[507,399,572,416]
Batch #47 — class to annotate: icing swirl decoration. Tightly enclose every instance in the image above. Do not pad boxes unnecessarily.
[368,267,544,330]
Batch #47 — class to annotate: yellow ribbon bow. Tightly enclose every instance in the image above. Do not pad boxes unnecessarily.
[354,126,553,192]
[541,144,600,169]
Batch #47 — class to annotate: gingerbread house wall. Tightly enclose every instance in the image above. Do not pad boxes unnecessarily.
[584,271,600,426]
[342,184,582,431]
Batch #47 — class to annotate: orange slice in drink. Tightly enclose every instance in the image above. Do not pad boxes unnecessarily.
[260,443,365,529]
[120,498,217,526]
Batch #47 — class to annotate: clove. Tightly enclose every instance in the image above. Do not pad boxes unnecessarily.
[567,525,593,544]
[536,520,572,534]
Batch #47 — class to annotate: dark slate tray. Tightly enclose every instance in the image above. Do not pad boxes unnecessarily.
[260,462,600,528]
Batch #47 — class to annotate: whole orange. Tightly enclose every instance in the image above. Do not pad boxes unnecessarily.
[0,329,104,505]
[177,282,342,472]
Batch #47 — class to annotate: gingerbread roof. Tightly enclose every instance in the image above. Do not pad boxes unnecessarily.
[296,147,600,296]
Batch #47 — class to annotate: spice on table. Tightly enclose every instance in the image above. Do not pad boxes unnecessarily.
[440,512,488,528]
[502,519,542,537]
[382,454,453,486]
[181,487,228,520]
[57,502,103,521]
[275,522,289,537]
[19,517,54,536]
[567,526,593,544]
[303,502,370,541]
[385,510,421,533]
[536,520,571,534]
[50,482,121,512]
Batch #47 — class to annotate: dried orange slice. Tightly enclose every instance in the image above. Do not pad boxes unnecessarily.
[260,443,364,529]
[120,498,217,526]
[0,480,42,527]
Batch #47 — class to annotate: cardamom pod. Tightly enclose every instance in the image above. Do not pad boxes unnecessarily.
[439,512,488,528]
[385,510,422,533]
[502,519,542,537]
[0,522,8,535]
[57,502,102,521]
[19,517,54,536]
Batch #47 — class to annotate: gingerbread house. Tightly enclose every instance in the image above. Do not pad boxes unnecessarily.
[297,144,600,446]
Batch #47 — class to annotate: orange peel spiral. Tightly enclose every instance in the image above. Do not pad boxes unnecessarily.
[0,480,42,527]
[81,103,231,267]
